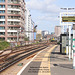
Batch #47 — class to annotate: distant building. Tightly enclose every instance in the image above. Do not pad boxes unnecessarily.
[51,32,55,35]
[31,20,35,41]
[44,34,51,40]
[55,26,61,37]
[36,30,42,40]
[42,30,49,38]
[37,30,42,34]
[25,8,33,41]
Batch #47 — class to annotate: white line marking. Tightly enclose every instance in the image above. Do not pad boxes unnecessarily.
[17,49,44,75]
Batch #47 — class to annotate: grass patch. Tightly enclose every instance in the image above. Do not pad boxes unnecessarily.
[0,41,10,50]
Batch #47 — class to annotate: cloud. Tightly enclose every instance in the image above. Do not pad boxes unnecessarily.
[37,14,59,22]
[25,0,60,33]
[26,0,60,13]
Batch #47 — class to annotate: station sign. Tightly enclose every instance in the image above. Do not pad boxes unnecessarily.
[62,16,75,22]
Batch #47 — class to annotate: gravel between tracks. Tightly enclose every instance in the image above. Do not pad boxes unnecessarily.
[0,57,32,75]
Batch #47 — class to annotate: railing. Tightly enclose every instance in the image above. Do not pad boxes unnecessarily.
[8,12,20,15]
[0,23,5,25]
[8,34,17,36]
[8,7,20,9]
[8,1,20,4]
[8,18,20,20]
[8,23,20,25]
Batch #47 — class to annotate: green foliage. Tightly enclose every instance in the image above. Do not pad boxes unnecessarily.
[0,39,5,42]
[24,37,29,41]
[36,41,39,44]
[57,41,60,45]
[16,45,20,47]
[32,41,39,44]
[49,39,51,42]
[0,41,10,50]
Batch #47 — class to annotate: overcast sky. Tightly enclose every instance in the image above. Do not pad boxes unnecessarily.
[25,0,75,33]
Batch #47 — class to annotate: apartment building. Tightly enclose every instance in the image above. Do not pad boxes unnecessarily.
[55,26,61,37]
[36,30,42,40]
[0,0,25,42]
[25,8,33,41]
[42,30,49,38]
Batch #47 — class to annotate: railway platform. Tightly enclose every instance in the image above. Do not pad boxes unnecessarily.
[17,45,57,75]
[50,46,75,75]
[17,45,75,75]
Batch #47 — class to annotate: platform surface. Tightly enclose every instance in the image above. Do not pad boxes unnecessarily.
[18,45,57,75]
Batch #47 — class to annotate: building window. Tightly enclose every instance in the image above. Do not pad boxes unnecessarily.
[0,5,5,8]
[0,16,5,19]
[0,37,5,40]
[0,21,5,25]
[0,10,5,13]
[0,0,5,3]
[0,32,5,35]
[0,27,5,30]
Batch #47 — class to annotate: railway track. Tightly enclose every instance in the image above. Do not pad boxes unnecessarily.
[0,43,44,55]
[0,42,51,72]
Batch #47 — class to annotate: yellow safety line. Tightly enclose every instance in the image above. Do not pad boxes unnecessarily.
[48,45,57,75]
[40,45,57,75]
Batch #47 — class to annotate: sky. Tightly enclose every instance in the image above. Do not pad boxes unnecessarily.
[25,0,75,34]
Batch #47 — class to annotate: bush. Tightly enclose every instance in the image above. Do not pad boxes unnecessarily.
[24,37,29,41]
[57,42,60,45]
[0,41,10,50]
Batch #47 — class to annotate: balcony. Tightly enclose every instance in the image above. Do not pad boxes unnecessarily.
[0,8,5,10]
[8,15,21,22]
[8,12,20,15]
[8,17,20,19]
[8,8,20,11]
[7,30,17,32]
[7,39,17,42]
[8,19,20,22]
[0,35,5,37]
[0,30,5,32]
[8,1,20,4]
[8,34,17,36]
[8,28,20,30]
[8,22,20,25]
[0,19,5,21]
[8,24,20,26]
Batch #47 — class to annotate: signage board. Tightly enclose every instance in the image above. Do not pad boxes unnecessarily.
[62,16,75,22]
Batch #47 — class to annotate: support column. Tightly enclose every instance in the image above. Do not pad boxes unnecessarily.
[69,25,71,60]
[66,25,69,55]
[17,31,19,42]
[73,30,75,69]
[62,25,64,34]
[66,46,68,55]
[5,0,8,41]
